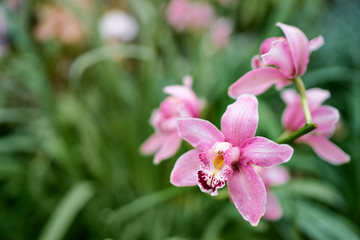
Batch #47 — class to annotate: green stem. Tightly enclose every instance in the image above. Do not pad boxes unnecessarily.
[277,123,317,144]
[294,76,312,124]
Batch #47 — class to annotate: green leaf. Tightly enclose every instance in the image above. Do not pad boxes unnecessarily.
[296,200,360,240]
[38,181,95,240]
[287,179,345,208]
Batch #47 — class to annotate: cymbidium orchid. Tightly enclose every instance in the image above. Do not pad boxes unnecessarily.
[140,76,201,164]
[170,94,293,226]
[281,88,350,165]
[228,22,324,97]
[255,166,289,221]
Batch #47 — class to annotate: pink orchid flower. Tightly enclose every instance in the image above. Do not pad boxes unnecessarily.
[166,0,214,32]
[281,88,350,165]
[255,166,289,221]
[170,94,293,226]
[210,18,232,50]
[141,76,201,164]
[228,22,324,97]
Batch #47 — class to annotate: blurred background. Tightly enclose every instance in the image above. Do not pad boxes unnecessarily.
[0,0,359,239]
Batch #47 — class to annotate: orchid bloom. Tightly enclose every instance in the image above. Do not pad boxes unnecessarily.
[166,0,214,32]
[140,76,201,164]
[170,94,293,226]
[281,88,350,165]
[210,18,232,50]
[255,166,289,221]
[228,22,324,98]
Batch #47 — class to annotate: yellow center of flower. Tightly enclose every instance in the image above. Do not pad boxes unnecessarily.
[214,154,225,170]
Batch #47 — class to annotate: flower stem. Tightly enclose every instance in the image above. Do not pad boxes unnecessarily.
[276,123,317,144]
[294,76,312,124]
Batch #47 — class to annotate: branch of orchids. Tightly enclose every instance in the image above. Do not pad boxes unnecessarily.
[276,123,317,144]
[294,76,312,124]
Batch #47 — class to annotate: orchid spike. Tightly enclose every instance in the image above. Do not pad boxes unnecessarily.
[228,22,324,97]
[140,76,201,164]
[254,166,289,221]
[281,88,350,165]
[170,94,294,226]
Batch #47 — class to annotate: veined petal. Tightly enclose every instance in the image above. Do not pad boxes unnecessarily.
[258,166,289,186]
[309,35,324,53]
[221,94,258,146]
[227,164,266,226]
[311,106,339,136]
[170,149,202,186]
[264,191,283,221]
[277,22,310,76]
[302,135,350,165]
[140,133,165,155]
[262,40,295,78]
[240,137,293,167]
[228,67,289,97]
[177,118,224,151]
[154,131,182,164]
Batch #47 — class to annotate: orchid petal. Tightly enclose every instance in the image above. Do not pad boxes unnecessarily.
[164,85,200,117]
[177,118,224,151]
[311,106,339,136]
[277,22,309,76]
[264,191,283,221]
[240,137,293,167]
[170,149,202,186]
[154,132,182,164]
[306,88,331,109]
[227,164,266,226]
[221,94,258,146]
[251,55,264,69]
[281,89,297,105]
[262,40,295,78]
[228,67,289,97]
[309,35,324,53]
[259,37,284,55]
[302,135,350,165]
[281,88,332,131]
[259,166,289,186]
[140,133,165,155]
[281,90,304,131]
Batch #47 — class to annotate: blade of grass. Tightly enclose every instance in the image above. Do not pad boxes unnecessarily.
[38,181,95,240]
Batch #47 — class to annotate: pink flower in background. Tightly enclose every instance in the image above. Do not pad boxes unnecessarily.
[210,18,232,50]
[255,166,289,221]
[166,0,214,32]
[99,10,138,42]
[0,8,8,55]
[187,2,214,30]
[34,4,86,44]
[281,88,350,165]
[228,22,324,97]
[141,76,201,164]
[171,94,293,226]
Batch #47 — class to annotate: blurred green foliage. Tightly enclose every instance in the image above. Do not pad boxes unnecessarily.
[0,0,359,239]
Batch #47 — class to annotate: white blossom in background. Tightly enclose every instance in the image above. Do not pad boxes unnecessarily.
[99,10,139,42]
